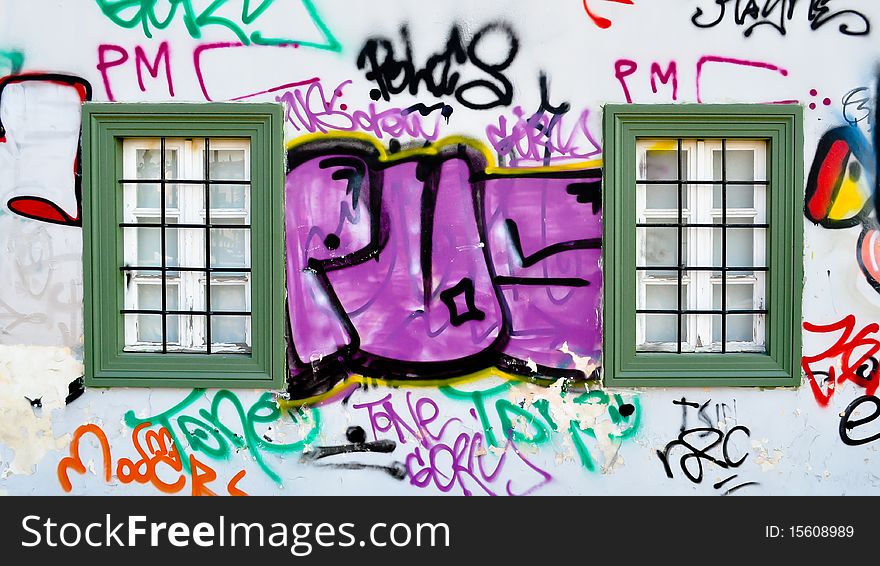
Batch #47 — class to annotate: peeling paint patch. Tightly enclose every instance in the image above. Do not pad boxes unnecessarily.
[752,440,785,472]
[559,342,599,376]
[0,345,82,474]
[509,381,638,473]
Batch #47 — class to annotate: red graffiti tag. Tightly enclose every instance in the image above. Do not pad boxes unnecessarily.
[803,315,880,406]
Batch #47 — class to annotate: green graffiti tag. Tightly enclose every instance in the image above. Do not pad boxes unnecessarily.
[0,50,24,77]
[95,0,341,50]
[440,383,641,472]
[123,389,321,486]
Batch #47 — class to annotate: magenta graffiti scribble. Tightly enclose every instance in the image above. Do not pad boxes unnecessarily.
[614,56,794,104]
[352,392,461,448]
[194,41,242,100]
[353,391,553,496]
[275,79,445,141]
[406,432,552,496]
[486,106,601,166]
[696,55,796,103]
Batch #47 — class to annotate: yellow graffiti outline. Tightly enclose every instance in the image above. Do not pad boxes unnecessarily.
[278,368,560,409]
[285,131,603,173]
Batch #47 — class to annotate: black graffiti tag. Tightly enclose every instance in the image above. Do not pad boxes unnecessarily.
[840,395,880,446]
[356,21,519,111]
[657,425,751,484]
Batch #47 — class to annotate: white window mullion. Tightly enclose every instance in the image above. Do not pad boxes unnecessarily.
[753,171,767,348]
[684,141,708,351]
[183,138,204,351]
[636,150,648,347]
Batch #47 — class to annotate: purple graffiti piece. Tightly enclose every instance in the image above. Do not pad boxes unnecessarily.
[285,154,374,364]
[484,175,602,370]
[331,157,502,361]
[284,138,604,391]
[290,154,503,367]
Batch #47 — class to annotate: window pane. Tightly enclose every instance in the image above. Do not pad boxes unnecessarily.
[726,313,756,343]
[137,227,162,266]
[123,226,160,267]
[726,314,765,351]
[209,147,247,180]
[131,182,179,210]
[164,227,204,268]
[648,282,684,311]
[712,148,756,182]
[715,184,759,210]
[639,220,684,270]
[124,313,163,351]
[211,316,250,351]
[135,147,178,180]
[210,284,248,312]
[139,283,177,310]
[637,282,687,350]
[684,314,722,353]
[210,184,248,211]
[727,224,757,271]
[210,224,249,269]
[644,148,679,180]
[713,282,756,311]
[165,314,207,353]
[138,313,165,344]
[641,148,688,208]
[639,314,685,349]
[712,219,764,273]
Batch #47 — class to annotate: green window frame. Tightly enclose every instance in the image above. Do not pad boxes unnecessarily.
[603,104,803,387]
[82,103,285,388]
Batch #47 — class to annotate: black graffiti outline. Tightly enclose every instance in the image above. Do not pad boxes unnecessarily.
[439,278,487,327]
[504,218,601,269]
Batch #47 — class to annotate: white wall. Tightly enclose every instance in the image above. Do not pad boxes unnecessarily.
[1,0,878,496]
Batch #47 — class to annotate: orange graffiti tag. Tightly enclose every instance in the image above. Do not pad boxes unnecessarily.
[227,469,248,496]
[116,423,186,493]
[58,424,113,493]
[57,422,248,495]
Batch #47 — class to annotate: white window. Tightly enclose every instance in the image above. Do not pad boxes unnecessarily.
[121,137,252,353]
[636,138,767,353]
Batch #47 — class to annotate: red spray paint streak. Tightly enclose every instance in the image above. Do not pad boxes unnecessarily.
[802,315,880,407]
[582,0,635,29]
